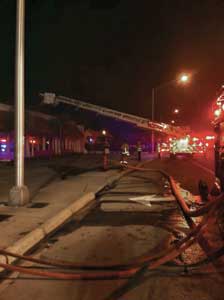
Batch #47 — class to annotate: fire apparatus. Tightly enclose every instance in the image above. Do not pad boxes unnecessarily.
[212,85,224,190]
[41,93,192,157]
[159,135,207,158]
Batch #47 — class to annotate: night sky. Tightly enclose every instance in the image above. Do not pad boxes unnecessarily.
[0,0,224,131]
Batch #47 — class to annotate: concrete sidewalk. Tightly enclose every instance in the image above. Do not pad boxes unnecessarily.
[0,169,117,249]
[0,153,108,204]
[0,163,56,204]
[0,152,154,204]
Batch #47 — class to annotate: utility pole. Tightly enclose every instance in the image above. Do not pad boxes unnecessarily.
[150,73,191,154]
[151,87,155,153]
[9,0,29,206]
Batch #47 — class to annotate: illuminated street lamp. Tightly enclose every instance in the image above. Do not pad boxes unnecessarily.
[173,108,179,114]
[179,73,190,83]
[151,72,191,152]
[171,120,175,124]
[102,129,107,136]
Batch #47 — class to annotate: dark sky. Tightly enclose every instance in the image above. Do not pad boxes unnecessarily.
[0,0,224,131]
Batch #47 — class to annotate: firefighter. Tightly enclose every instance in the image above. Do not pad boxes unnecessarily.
[136,140,142,161]
[120,142,129,164]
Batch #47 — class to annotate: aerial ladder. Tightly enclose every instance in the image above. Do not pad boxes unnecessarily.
[41,93,190,139]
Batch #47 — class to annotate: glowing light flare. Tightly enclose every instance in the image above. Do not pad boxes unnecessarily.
[205,136,215,140]
[174,109,179,114]
[192,137,199,141]
[179,138,188,145]
[214,109,221,117]
[102,130,107,136]
[174,138,189,151]
[179,73,190,83]
[29,139,36,144]
[0,139,7,142]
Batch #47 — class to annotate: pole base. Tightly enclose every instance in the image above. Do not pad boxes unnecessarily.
[9,185,30,207]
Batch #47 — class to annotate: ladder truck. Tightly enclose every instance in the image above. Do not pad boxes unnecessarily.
[41,93,191,157]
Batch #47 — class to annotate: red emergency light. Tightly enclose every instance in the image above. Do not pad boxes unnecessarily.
[29,139,36,144]
[205,136,215,140]
[192,137,199,141]
[214,109,221,117]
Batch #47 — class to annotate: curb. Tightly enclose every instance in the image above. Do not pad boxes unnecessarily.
[0,160,149,271]
[94,158,150,196]
[95,166,133,194]
[0,192,95,270]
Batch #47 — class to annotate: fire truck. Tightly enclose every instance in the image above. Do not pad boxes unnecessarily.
[41,93,192,158]
[212,85,224,190]
[168,135,195,158]
[158,136,194,159]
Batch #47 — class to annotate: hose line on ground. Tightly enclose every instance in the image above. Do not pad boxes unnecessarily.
[0,164,223,280]
[0,195,218,272]
[0,196,221,280]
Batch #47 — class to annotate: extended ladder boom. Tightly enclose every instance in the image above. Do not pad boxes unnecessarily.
[41,93,190,138]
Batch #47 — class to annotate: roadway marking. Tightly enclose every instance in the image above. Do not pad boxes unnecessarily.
[129,194,175,202]
[129,195,152,207]
[191,160,215,176]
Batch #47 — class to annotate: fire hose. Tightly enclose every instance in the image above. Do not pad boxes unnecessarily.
[0,193,222,280]
[0,233,202,280]
[0,222,199,271]
[122,164,221,217]
[121,164,224,271]
[0,191,222,272]
[0,164,223,280]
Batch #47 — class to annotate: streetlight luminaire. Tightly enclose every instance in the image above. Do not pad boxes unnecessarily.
[179,74,189,83]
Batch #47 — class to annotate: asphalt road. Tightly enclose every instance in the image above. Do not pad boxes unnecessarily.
[0,156,223,300]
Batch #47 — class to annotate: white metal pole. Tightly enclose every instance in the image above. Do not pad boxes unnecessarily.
[9,0,29,206]
[15,0,25,186]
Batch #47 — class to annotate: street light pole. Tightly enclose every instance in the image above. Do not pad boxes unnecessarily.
[9,0,29,206]
[150,73,190,153]
[151,87,155,153]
